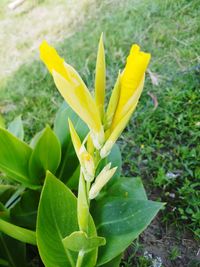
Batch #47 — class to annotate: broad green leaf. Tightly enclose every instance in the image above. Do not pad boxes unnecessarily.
[0,115,5,128]
[91,177,163,266]
[62,231,105,252]
[10,190,40,230]
[8,116,24,141]
[54,102,88,183]
[101,254,122,267]
[0,185,17,204]
[66,166,80,190]
[37,171,98,267]
[0,219,36,245]
[104,176,147,200]
[29,125,61,183]
[0,128,36,188]
[107,144,122,180]
[0,234,26,267]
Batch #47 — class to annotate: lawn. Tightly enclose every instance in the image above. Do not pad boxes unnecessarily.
[0,0,200,266]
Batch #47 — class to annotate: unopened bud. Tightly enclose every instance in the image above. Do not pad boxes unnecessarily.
[81,152,95,182]
[89,164,117,199]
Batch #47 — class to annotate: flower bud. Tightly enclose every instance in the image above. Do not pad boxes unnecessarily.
[80,152,95,182]
[89,164,117,199]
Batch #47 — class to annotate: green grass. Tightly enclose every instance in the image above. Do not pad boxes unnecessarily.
[0,0,199,261]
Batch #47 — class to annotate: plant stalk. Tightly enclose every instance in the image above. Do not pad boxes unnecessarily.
[76,251,85,267]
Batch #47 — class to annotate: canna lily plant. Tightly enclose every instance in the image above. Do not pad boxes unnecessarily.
[0,34,163,267]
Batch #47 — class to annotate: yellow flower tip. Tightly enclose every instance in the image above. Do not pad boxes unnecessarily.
[100,32,104,42]
[130,44,140,55]
[130,44,151,60]
[95,32,106,119]
[39,40,69,80]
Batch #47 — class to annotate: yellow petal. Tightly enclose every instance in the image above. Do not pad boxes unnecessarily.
[112,44,150,127]
[105,71,121,129]
[53,70,102,134]
[111,74,145,130]
[39,40,69,80]
[68,118,82,161]
[95,33,106,118]
[86,134,94,156]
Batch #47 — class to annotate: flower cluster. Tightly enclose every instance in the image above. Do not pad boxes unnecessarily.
[40,34,150,199]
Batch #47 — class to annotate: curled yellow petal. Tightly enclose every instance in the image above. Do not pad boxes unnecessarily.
[40,41,104,145]
[95,33,106,118]
[111,44,150,128]
[53,70,102,135]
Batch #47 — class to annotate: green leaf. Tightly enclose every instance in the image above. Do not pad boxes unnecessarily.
[10,190,40,230]
[54,102,88,183]
[0,234,26,267]
[62,231,105,252]
[106,144,122,180]
[0,128,36,188]
[0,115,5,128]
[29,125,61,183]
[101,254,122,267]
[66,166,80,190]
[37,171,98,267]
[104,177,147,200]
[0,219,36,245]
[8,116,24,141]
[91,177,163,266]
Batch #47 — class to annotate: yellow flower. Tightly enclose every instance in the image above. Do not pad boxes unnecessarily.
[39,40,104,148]
[101,44,151,157]
[39,39,150,156]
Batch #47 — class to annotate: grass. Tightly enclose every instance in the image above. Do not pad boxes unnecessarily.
[0,0,200,265]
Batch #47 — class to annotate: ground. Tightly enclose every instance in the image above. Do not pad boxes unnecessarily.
[0,0,200,266]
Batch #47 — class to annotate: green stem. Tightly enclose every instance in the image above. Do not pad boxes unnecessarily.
[77,172,89,233]
[76,251,85,267]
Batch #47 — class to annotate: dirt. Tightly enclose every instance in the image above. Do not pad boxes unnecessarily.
[123,216,200,267]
